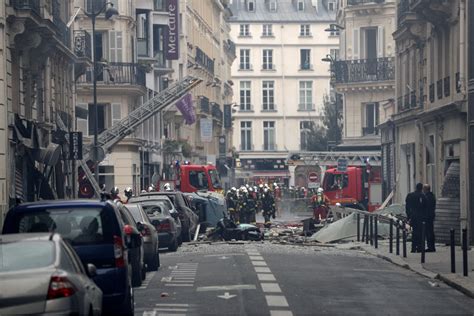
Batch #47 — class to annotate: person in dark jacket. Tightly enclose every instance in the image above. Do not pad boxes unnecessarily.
[405,183,427,252]
[423,184,436,252]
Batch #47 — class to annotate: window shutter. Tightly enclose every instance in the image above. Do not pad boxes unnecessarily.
[353,28,360,60]
[111,103,122,126]
[377,26,384,58]
[109,31,123,62]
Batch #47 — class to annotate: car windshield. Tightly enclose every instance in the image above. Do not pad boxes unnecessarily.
[189,170,209,190]
[140,201,172,216]
[125,205,143,222]
[0,241,54,272]
[13,207,116,245]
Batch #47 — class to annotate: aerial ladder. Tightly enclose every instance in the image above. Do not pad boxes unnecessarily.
[58,76,202,196]
[287,151,382,167]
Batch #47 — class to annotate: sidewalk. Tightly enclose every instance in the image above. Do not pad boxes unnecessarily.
[346,241,474,298]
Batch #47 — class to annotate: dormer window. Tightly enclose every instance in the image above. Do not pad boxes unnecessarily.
[269,0,277,11]
[297,0,305,11]
[328,0,336,11]
[247,0,255,12]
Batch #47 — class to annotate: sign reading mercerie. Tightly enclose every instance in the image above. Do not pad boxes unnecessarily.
[165,0,179,60]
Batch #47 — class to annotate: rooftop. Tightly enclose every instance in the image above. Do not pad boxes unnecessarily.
[228,0,336,23]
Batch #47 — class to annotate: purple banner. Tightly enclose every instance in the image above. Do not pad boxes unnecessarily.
[164,0,179,60]
[175,93,196,125]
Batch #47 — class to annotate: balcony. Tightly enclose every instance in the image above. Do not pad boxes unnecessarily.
[11,0,40,15]
[397,96,403,112]
[77,62,146,87]
[444,76,450,98]
[408,0,452,27]
[74,30,92,60]
[333,57,395,84]
[410,91,417,108]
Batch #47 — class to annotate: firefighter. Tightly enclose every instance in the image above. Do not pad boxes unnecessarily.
[124,187,133,203]
[246,187,257,224]
[261,188,276,228]
[111,187,123,203]
[311,187,329,223]
[237,186,247,224]
[226,187,239,224]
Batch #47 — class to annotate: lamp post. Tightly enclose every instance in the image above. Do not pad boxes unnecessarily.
[84,2,118,187]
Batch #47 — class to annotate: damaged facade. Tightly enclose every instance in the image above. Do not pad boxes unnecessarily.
[3,0,77,226]
[393,0,469,243]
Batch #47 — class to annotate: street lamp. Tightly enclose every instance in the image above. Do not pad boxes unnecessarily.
[84,2,118,186]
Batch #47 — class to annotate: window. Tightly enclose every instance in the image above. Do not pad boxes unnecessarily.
[109,31,123,62]
[328,0,336,11]
[323,173,349,191]
[239,49,251,70]
[363,103,380,135]
[247,0,255,12]
[263,121,276,151]
[262,24,273,36]
[111,103,121,126]
[262,81,275,111]
[300,24,311,36]
[239,24,250,36]
[240,81,251,111]
[269,0,277,11]
[241,121,252,151]
[297,0,304,11]
[300,121,315,150]
[262,49,273,70]
[300,49,311,70]
[329,23,340,36]
[88,103,106,135]
[189,170,209,190]
[299,81,313,110]
[330,48,339,60]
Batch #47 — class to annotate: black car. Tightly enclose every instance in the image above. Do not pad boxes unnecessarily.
[125,203,160,271]
[2,200,139,315]
[150,192,199,242]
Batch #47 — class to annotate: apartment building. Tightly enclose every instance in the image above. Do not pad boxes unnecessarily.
[74,0,147,195]
[4,0,77,220]
[229,0,338,185]
[393,0,468,242]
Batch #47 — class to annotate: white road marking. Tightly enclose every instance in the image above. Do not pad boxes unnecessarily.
[266,295,289,307]
[204,253,246,257]
[196,284,257,292]
[153,308,188,312]
[154,314,186,316]
[136,272,156,289]
[155,304,190,307]
[142,311,156,316]
[167,280,194,283]
[249,256,264,260]
[217,292,237,299]
[254,267,271,273]
[165,283,194,287]
[258,274,276,281]
[261,283,282,293]
[252,261,267,266]
[270,311,294,316]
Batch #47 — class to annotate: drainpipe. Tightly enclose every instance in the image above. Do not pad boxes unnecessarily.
[467,0,474,243]
[459,0,466,96]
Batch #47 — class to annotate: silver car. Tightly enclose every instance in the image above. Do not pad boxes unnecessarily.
[0,233,102,316]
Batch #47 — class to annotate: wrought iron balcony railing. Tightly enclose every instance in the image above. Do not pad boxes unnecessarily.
[74,30,92,59]
[333,57,395,84]
[78,62,146,86]
[11,0,40,15]
[348,0,385,5]
[410,91,417,108]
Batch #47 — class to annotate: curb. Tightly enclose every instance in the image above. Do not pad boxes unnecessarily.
[437,274,474,299]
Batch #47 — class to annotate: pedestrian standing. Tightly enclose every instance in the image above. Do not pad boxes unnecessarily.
[423,184,436,252]
[405,183,427,253]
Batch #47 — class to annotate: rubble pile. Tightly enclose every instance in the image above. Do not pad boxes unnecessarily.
[263,223,311,244]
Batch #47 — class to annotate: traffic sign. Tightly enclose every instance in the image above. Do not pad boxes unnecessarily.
[308,172,319,182]
[337,158,348,172]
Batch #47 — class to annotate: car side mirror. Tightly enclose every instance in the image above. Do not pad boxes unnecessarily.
[136,222,144,231]
[87,263,97,277]
[151,219,160,227]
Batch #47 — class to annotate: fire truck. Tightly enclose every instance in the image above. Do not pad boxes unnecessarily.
[288,151,382,211]
[56,76,203,198]
[158,163,223,194]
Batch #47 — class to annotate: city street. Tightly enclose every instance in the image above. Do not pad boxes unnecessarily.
[134,242,474,316]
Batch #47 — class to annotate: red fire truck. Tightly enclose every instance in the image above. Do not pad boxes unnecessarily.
[158,163,224,194]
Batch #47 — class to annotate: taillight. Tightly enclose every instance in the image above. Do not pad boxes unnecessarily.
[157,221,171,232]
[113,235,125,268]
[141,226,152,236]
[124,224,133,235]
[47,274,76,300]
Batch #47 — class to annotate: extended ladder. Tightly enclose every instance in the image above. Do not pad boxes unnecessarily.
[59,76,202,196]
[288,151,382,167]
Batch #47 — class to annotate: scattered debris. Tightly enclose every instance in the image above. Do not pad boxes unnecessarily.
[429,281,440,288]
[160,292,169,297]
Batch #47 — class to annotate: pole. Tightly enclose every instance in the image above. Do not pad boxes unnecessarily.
[389,219,393,253]
[462,228,468,276]
[374,215,378,249]
[369,215,373,246]
[396,225,400,256]
[421,221,426,264]
[450,228,456,273]
[402,228,407,258]
[364,215,369,244]
[357,213,360,242]
[92,14,99,189]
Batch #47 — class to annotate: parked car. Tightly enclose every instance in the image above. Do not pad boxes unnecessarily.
[0,233,102,316]
[115,203,146,287]
[151,192,199,242]
[184,191,227,231]
[125,203,160,271]
[2,200,137,315]
[129,195,182,251]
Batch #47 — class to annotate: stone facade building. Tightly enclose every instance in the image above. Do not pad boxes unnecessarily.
[393,0,468,242]
[229,0,338,185]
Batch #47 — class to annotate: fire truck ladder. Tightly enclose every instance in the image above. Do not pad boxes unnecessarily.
[288,151,382,167]
[58,76,203,195]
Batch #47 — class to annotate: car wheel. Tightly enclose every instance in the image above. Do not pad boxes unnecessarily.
[132,257,142,287]
[119,274,134,316]
[177,235,183,246]
[148,253,159,271]
[168,237,179,252]
[181,228,192,242]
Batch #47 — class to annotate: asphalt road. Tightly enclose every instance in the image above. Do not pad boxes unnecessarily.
[134,242,474,316]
